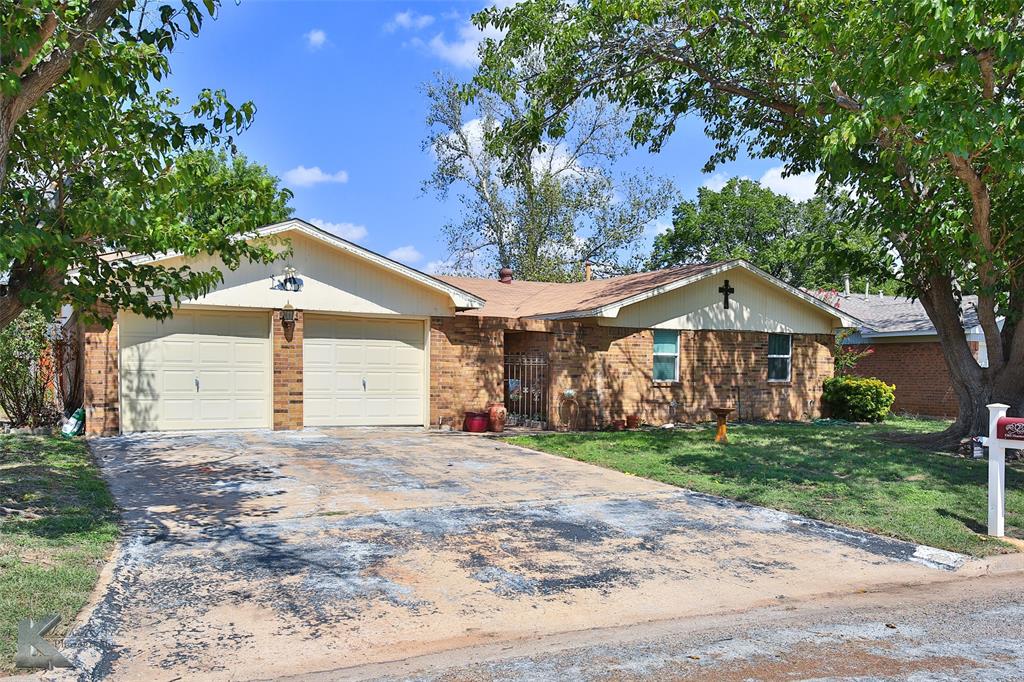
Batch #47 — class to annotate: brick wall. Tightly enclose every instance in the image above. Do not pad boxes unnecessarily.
[846,340,975,418]
[430,316,834,429]
[82,307,119,436]
[272,309,304,430]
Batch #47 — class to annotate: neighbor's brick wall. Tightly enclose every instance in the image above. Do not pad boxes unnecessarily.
[430,316,834,430]
[845,340,977,418]
[272,310,304,430]
[82,306,119,436]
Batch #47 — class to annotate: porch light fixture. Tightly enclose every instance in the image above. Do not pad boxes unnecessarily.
[280,301,296,325]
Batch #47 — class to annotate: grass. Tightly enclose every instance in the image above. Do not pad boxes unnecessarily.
[507,416,1024,558]
[0,435,118,673]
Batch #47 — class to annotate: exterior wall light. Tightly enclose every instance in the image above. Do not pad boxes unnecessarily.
[280,301,296,325]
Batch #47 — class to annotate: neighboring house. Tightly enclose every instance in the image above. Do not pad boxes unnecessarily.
[80,219,857,435]
[837,292,992,418]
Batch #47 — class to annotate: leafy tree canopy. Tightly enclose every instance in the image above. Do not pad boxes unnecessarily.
[425,75,675,282]
[650,177,897,293]
[471,0,1024,438]
[1,0,290,329]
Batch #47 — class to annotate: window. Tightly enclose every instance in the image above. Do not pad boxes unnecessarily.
[653,330,679,382]
[768,333,792,382]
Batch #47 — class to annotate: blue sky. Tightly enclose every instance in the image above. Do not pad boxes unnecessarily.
[164,1,818,273]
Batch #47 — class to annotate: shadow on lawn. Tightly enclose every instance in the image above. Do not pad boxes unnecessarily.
[0,436,117,541]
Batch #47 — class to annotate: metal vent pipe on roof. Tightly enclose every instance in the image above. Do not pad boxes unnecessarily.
[498,267,514,284]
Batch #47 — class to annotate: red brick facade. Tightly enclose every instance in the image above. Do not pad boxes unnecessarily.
[82,309,119,436]
[272,309,304,430]
[431,316,833,429]
[84,308,834,435]
[846,340,977,418]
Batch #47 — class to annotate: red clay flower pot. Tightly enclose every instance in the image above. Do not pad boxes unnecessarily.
[487,403,508,432]
[463,412,489,433]
[611,419,626,431]
[626,415,640,429]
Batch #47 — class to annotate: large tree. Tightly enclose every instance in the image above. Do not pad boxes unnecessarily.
[650,177,896,292]
[1,0,285,329]
[471,0,1024,442]
[424,75,675,282]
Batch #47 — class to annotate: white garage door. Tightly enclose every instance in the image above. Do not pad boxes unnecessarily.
[304,315,426,426]
[119,309,271,432]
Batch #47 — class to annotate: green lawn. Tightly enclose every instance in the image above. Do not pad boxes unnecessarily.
[0,435,118,673]
[507,417,1023,558]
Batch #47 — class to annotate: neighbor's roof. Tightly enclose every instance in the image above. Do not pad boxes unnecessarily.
[440,260,860,326]
[835,293,981,336]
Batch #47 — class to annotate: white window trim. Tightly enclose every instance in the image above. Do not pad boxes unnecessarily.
[767,333,792,383]
[653,330,680,383]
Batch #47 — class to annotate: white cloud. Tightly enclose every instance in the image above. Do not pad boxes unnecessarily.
[649,219,673,236]
[425,259,449,275]
[758,166,820,202]
[309,218,367,242]
[386,10,435,32]
[305,29,327,49]
[408,11,505,68]
[283,165,349,187]
[700,172,733,192]
[387,245,423,263]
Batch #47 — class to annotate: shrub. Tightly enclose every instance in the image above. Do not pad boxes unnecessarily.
[0,310,62,427]
[822,375,896,422]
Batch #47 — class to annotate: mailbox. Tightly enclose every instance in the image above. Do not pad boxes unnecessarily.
[995,417,1024,440]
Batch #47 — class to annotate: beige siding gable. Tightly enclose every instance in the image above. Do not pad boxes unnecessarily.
[162,232,455,317]
[603,267,836,333]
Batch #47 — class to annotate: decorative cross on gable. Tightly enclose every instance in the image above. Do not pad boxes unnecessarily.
[718,279,735,309]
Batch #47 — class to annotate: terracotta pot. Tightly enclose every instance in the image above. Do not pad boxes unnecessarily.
[487,403,508,433]
[611,419,626,431]
[626,415,640,429]
[463,412,489,433]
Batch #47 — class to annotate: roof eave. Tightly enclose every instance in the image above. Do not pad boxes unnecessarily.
[101,219,486,310]
[533,260,864,327]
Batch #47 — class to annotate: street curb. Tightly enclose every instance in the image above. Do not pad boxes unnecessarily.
[962,552,1024,576]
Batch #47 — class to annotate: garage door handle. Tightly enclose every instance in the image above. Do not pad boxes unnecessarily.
[195,377,200,392]
[362,377,367,391]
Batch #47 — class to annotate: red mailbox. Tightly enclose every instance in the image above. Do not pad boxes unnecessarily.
[996,417,1024,440]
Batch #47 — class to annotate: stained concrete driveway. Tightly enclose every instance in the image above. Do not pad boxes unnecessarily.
[67,429,970,680]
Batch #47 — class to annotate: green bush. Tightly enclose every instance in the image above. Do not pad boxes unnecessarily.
[822,376,896,422]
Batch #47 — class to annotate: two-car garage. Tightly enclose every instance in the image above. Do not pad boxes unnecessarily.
[118,309,427,432]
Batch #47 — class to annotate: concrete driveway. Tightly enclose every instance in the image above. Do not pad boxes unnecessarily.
[68,429,968,680]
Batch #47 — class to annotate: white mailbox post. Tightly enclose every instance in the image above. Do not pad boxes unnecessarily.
[982,403,1010,537]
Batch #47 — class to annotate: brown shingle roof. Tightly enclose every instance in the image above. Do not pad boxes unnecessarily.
[437,263,722,318]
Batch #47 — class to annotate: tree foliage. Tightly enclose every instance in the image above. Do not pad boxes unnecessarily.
[1,0,291,329]
[424,75,675,282]
[649,177,894,292]
[471,0,1024,440]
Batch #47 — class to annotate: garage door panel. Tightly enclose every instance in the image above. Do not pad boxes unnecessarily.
[161,339,197,364]
[235,371,268,393]
[197,370,233,393]
[161,370,196,393]
[303,315,425,426]
[198,341,232,364]
[392,372,422,392]
[304,342,334,366]
[120,310,270,432]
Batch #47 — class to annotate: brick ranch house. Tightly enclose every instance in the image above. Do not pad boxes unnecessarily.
[80,219,858,436]
[837,290,999,418]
